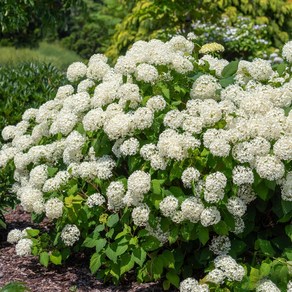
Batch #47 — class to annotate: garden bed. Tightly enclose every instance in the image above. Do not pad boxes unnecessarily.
[0,207,165,292]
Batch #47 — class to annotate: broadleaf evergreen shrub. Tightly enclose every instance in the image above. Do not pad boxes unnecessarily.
[2,37,292,291]
[0,62,66,234]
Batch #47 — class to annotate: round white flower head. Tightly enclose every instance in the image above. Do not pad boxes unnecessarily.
[190,74,221,100]
[227,197,247,217]
[209,138,231,157]
[140,143,158,161]
[181,167,200,188]
[146,95,166,112]
[273,136,292,160]
[7,229,23,244]
[282,41,292,63]
[206,268,225,284]
[61,224,80,246]
[255,154,285,181]
[82,108,106,132]
[29,164,48,190]
[181,197,204,223]
[45,198,64,220]
[237,184,257,204]
[66,62,87,82]
[106,181,125,211]
[55,85,74,100]
[127,170,151,197]
[159,195,179,217]
[86,193,105,208]
[135,63,159,83]
[281,172,292,201]
[200,207,221,227]
[163,109,184,129]
[179,278,199,292]
[232,166,254,185]
[132,204,150,226]
[120,138,139,156]
[256,279,281,292]
[287,280,292,292]
[15,238,33,256]
[214,255,245,282]
[209,235,231,255]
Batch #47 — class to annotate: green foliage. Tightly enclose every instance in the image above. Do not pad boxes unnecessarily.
[2,36,292,291]
[0,62,66,131]
[0,282,30,292]
[60,0,133,59]
[0,0,85,48]
[0,42,82,70]
[0,62,66,231]
[106,0,292,60]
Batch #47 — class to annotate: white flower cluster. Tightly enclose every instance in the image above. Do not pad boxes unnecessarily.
[86,193,105,208]
[61,224,80,246]
[15,238,33,256]
[256,279,280,292]
[180,277,209,292]
[207,255,245,283]
[45,198,64,219]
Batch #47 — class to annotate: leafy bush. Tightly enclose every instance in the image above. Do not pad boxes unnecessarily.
[106,0,292,61]
[0,62,67,232]
[2,37,292,291]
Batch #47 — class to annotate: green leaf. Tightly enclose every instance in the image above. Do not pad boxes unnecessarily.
[96,238,107,253]
[282,200,292,215]
[151,179,165,195]
[107,213,119,227]
[219,76,235,88]
[116,244,128,256]
[132,247,147,267]
[153,256,164,279]
[39,251,49,268]
[285,225,292,241]
[197,225,209,245]
[221,60,239,78]
[256,239,276,257]
[90,253,102,274]
[26,229,40,237]
[213,221,229,236]
[49,250,62,265]
[260,262,271,277]
[105,245,118,263]
[0,281,29,292]
[141,236,161,251]
[120,253,135,275]
[254,183,270,201]
[47,167,58,177]
[82,237,98,248]
[166,270,180,288]
[276,62,287,75]
[0,218,6,229]
[163,280,170,290]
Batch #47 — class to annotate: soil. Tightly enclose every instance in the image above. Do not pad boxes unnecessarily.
[0,206,169,292]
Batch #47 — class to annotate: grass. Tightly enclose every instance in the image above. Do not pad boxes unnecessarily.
[0,42,83,70]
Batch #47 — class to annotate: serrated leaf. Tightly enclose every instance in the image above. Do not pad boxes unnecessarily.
[166,270,180,288]
[82,237,98,248]
[256,239,276,257]
[49,250,62,265]
[120,253,135,275]
[107,213,119,227]
[26,229,40,237]
[197,225,209,245]
[141,236,161,251]
[260,262,271,276]
[151,179,165,195]
[105,245,117,263]
[40,251,49,268]
[90,253,101,274]
[132,247,147,267]
[95,238,107,253]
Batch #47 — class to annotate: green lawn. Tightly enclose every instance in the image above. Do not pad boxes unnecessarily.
[0,42,83,70]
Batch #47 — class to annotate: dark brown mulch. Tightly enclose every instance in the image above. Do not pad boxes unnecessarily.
[0,206,168,292]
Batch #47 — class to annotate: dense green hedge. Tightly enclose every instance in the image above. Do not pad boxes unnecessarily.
[0,62,66,231]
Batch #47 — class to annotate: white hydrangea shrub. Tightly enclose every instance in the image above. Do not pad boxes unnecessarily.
[1,35,292,289]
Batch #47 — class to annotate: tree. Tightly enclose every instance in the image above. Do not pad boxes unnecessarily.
[0,0,85,47]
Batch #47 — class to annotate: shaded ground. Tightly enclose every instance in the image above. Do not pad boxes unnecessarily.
[0,207,168,292]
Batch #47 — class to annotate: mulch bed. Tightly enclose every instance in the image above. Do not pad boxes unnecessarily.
[0,207,169,292]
